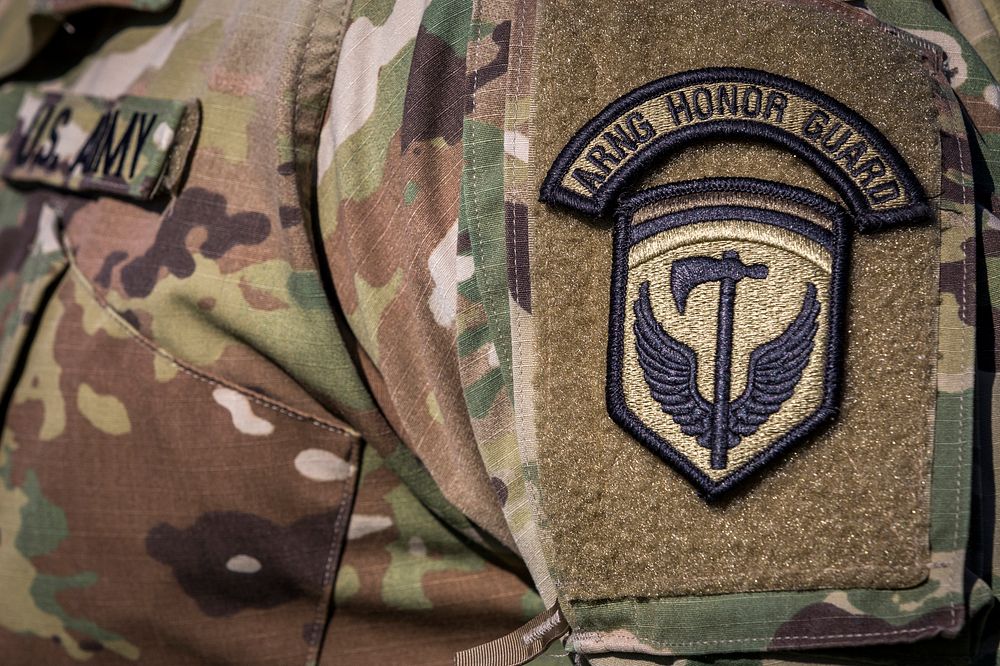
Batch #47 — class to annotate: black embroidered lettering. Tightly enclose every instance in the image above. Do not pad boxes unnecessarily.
[587,146,620,174]
[539,68,928,228]
[854,157,885,187]
[742,86,762,117]
[716,85,738,115]
[69,112,113,175]
[692,87,714,120]
[665,92,693,125]
[866,179,901,204]
[836,140,868,172]
[34,108,72,170]
[801,109,829,139]
[627,111,656,142]
[101,111,140,178]
[572,167,605,194]
[604,124,638,159]
[820,122,852,153]
[15,103,55,167]
[763,91,787,123]
[129,113,158,178]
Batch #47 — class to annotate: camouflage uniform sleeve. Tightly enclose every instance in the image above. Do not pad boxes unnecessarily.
[400,0,1000,665]
[322,0,1000,663]
[4,0,1000,664]
[313,0,559,663]
[864,1,1000,663]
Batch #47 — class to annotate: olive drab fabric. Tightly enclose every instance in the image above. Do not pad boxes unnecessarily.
[0,0,999,665]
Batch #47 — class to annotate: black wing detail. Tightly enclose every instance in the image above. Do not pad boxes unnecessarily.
[634,281,712,440]
[729,283,820,437]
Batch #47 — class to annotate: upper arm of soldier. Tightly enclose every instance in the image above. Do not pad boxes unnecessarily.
[373,0,1000,662]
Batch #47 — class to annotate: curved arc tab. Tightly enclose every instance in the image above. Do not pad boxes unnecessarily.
[539,68,928,231]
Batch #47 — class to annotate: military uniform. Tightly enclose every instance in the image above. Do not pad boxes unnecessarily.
[0,0,999,664]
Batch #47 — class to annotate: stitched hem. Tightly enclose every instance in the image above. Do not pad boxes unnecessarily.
[562,562,938,594]
[571,611,963,651]
[287,0,358,664]
[65,254,359,439]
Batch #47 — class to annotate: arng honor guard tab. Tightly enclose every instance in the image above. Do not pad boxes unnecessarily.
[541,69,928,498]
[540,68,928,230]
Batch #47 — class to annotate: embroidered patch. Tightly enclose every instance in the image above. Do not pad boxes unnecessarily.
[539,68,927,231]
[539,69,931,498]
[605,179,849,497]
[1,91,200,201]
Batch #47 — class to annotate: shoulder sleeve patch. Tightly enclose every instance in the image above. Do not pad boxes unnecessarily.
[539,68,927,231]
[1,91,200,201]
[606,177,849,498]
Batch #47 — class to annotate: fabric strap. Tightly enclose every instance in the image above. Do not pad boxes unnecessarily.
[454,605,569,666]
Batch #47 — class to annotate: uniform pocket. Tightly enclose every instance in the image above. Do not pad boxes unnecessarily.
[0,224,361,664]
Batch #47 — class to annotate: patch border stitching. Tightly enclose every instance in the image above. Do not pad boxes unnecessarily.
[539,67,928,231]
[606,177,851,499]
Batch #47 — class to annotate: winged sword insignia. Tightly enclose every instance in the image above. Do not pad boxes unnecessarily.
[603,178,849,498]
[634,278,820,470]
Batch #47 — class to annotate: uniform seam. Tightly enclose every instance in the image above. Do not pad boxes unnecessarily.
[65,260,359,439]
[509,0,525,308]
[471,13,485,367]
[562,561,943,590]
[306,437,357,659]
[510,0,528,309]
[291,0,321,153]
[575,622,944,647]
[289,1,358,664]
[470,3,514,379]
[948,83,969,634]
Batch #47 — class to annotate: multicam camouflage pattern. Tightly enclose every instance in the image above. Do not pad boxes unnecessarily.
[0,1,179,80]
[940,0,1000,79]
[2,0,1000,664]
[314,0,558,660]
[458,0,562,610]
[0,0,540,663]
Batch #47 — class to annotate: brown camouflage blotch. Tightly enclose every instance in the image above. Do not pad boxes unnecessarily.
[770,603,961,650]
[466,22,512,114]
[0,198,41,279]
[146,510,343,617]
[238,278,289,311]
[941,235,978,325]
[278,205,302,229]
[401,26,468,150]
[491,475,509,507]
[93,250,128,289]
[119,188,270,298]
[458,226,472,253]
